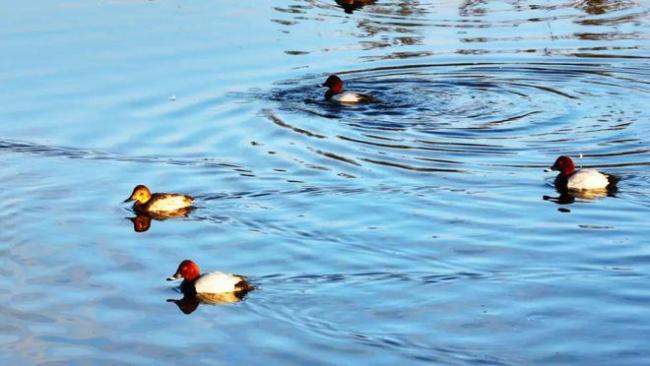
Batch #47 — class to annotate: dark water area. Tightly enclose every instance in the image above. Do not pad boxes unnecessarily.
[2,1,650,365]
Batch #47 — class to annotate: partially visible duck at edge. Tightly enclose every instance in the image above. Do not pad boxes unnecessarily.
[546,155,617,192]
[167,259,253,298]
[123,184,194,217]
[335,0,377,14]
[322,74,374,104]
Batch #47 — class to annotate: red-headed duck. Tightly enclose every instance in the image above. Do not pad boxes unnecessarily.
[166,260,253,296]
[546,156,617,191]
[123,185,194,217]
[322,74,374,104]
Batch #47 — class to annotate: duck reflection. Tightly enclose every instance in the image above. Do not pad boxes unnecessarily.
[459,0,488,17]
[543,191,578,205]
[544,186,615,205]
[167,291,250,314]
[272,1,427,58]
[352,1,428,46]
[129,214,152,232]
[578,0,625,15]
[335,0,376,14]
[127,207,193,233]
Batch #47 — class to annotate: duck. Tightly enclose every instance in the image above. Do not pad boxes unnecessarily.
[322,74,374,104]
[166,259,253,297]
[546,156,617,191]
[335,0,376,14]
[123,185,194,217]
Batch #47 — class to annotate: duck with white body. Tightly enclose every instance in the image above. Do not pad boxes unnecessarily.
[123,184,194,218]
[322,74,374,104]
[546,155,617,192]
[167,259,253,297]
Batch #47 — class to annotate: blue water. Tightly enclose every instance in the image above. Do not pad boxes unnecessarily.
[2,1,650,364]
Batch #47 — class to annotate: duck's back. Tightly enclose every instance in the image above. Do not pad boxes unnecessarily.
[567,169,609,190]
[147,194,193,213]
[194,272,246,294]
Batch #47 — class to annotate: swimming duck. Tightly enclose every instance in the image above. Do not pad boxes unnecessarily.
[546,156,617,191]
[123,185,194,216]
[167,259,253,297]
[322,74,374,103]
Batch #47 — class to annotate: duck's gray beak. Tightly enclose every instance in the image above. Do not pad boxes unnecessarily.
[544,165,558,172]
[167,273,182,281]
[123,197,134,203]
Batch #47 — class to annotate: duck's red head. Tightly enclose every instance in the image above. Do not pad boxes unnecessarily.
[167,259,201,282]
[322,75,344,94]
[550,156,576,176]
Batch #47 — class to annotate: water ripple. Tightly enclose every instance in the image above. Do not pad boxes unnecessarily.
[267,62,650,175]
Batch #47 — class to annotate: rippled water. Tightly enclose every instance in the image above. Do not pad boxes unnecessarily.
[2,1,650,365]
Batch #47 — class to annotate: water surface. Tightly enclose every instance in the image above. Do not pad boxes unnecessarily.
[2,1,650,365]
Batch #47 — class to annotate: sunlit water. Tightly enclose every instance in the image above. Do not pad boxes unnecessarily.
[2,1,650,364]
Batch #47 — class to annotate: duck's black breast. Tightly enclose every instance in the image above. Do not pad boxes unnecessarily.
[180,279,197,296]
[554,173,570,191]
[132,201,148,214]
